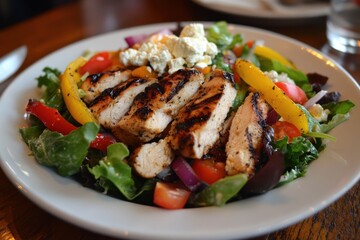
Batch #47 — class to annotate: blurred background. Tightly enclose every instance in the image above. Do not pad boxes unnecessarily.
[0,0,76,29]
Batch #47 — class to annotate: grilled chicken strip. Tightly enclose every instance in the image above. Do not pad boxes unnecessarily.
[169,70,237,159]
[112,69,204,145]
[225,92,269,177]
[88,77,157,129]
[81,68,132,103]
[130,139,174,178]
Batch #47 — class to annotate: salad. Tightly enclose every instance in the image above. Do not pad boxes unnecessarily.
[19,22,355,209]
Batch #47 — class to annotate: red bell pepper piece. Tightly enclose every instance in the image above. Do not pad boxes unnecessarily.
[26,100,116,151]
[79,52,112,76]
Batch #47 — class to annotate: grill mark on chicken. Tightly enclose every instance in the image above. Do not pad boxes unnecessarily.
[89,77,157,129]
[131,83,165,120]
[112,69,204,145]
[175,114,210,131]
[184,92,223,113]
[252,92,267,131]
[225,92,269,177]
[135,105,152,120]
[89,73,104,84]
[246,92,268,162]
[81,68,132,103]
[245,128,256,160]
[89,67,127,83]
[169,70,237,159]
[88,78,147,108]
[166,69,199,102]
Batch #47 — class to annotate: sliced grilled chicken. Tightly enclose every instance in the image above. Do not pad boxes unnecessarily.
[112,69,204,145]
[225,92,269,177]
[202,111,235,161]
[88,77,157,129]
[168,70,237,159]
[130,139,174,178]
[80,68,132,103]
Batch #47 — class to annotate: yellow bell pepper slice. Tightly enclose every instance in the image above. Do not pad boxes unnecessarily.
[254,45,297,69]
[60,57,97,125]
[234,59,308,133]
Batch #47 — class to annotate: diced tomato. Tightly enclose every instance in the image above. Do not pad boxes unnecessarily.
[275,82,308,105]
[79,52,112,75]
[246,40,254,49]
[153,182,191,209]
[232,41,254,58]
[232,45,243,58]
[192,159,226,185]
[272,121,301,142]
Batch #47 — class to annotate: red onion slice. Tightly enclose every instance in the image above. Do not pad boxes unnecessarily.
[124,29,173,48]
[125,34,148,48]
[303,90,327,109]
[171,156,205,192]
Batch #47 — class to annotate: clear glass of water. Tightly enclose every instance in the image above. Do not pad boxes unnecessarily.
[322,0,360,81]
[327,0,360,53]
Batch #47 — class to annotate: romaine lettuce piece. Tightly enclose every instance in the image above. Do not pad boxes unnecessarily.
[26,122,99,176]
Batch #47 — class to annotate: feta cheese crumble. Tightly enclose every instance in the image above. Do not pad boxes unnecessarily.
[264,70,295,84]
[119,23,218,75]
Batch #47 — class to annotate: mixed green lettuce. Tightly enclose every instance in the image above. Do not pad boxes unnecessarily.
[19,22,355,208]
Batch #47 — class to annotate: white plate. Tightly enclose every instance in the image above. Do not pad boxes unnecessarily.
[0,22,359,240]
[192,0,330,19]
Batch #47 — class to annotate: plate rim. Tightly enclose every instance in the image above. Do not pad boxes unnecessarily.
[191,0,330,19]
[0,21,359,240]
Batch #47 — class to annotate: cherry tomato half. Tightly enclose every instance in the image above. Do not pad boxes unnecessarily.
[272,121,301,142]
[232,41,254,58]
[192,159,226,185]
[275,82,308,105]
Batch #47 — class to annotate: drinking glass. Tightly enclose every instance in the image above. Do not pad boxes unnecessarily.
[322,0,360,81]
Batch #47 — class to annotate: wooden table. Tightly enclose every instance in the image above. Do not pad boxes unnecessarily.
[0,0,359,239]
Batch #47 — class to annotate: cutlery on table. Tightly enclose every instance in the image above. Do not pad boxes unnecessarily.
[0,45,27,83]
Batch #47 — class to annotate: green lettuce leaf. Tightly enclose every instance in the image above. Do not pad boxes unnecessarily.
[36,67,64,110]
[323,100,355,116]
[192,174,247,207]
[274,136,319,186]
[297,104,322,133]
[320,100,355,133]
[206,21,243,50]
[19,125,44,145]
[232,82,248,110]
[320,113,350,133]
[88,143,140,200]
[26,122,99,176]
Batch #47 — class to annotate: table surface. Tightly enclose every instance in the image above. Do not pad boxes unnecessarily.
[0,0,359,239]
